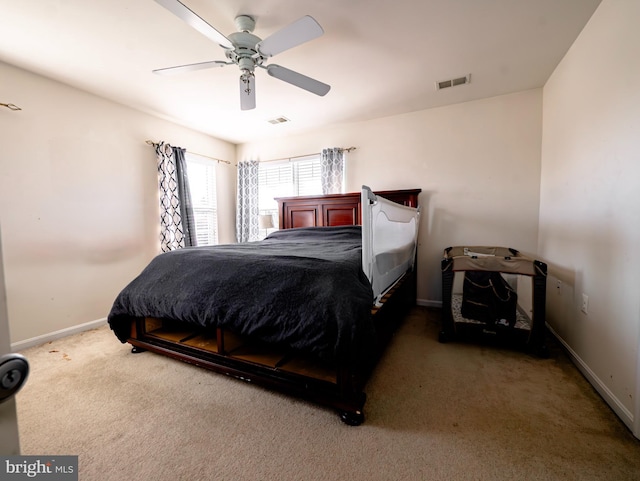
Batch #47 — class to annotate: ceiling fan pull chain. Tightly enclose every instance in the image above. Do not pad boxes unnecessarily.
[241,72,254,95]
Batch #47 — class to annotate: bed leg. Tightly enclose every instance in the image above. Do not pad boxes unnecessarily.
[338,392,366,426]
[339,409,365,426]
[131,346,146,354]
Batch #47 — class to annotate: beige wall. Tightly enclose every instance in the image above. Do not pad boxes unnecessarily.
[0,228,21,453]
[239,89,543,305]
[539,0,640,431]
[0,62,236,344]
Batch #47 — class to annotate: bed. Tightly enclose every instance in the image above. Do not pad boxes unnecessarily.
[108,186,421,425]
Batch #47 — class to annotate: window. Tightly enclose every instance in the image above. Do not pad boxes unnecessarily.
[257,155,322,234]
[186,153,218,245]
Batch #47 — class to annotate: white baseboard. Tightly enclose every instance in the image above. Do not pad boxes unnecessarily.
[11,317,108,352]
[417,299,442,308]
[546,324,635,434]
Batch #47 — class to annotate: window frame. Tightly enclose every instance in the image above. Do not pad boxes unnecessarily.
[185,152,219,246]
[257,154,324,237]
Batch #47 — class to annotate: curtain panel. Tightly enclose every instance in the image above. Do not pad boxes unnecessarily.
[173,146,197,247]
[320,148,345,194]
[236,160,260,242]
[156,142,196,252]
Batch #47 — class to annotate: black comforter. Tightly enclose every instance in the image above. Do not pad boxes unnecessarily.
[107,226,375,364]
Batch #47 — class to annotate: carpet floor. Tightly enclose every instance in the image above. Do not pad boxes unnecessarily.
[16,307,640,480]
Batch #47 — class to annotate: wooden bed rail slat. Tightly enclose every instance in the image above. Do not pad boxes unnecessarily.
[216,327,226,355]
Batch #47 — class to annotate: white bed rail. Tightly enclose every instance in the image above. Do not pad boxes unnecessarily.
[361,185,421,306]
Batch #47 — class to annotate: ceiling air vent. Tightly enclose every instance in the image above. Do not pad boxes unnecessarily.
[268,116,290,125]
[436,74,471,90]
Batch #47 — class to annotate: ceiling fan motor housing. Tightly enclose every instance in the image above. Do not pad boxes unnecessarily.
[226,29,264,71]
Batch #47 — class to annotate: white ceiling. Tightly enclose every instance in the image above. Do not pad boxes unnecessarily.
[0,0,601,144]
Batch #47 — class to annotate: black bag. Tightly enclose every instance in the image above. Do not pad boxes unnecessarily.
[461,271,517,327]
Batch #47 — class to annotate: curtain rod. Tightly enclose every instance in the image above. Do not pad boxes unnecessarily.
[257,147,356,164]
[145,140,231,165]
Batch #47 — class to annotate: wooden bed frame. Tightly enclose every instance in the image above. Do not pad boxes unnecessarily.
[123,188,421,425]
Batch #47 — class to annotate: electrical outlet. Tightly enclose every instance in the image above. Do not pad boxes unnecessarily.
[556,280,562,293]
[581,293,589,314]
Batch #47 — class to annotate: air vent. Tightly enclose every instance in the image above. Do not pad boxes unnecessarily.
[436,74,471,90]
[267,116,290,124]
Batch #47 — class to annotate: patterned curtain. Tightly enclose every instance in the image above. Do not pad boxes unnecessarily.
[320,148,345,194]
[236,160,260,243]
[156,142,196,252]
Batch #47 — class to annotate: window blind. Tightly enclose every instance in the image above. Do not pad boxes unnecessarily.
[258,155,321,214]
[186,154,218,245]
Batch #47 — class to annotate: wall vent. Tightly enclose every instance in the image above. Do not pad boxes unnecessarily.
[267,116,290,124]
[436,74,471,90]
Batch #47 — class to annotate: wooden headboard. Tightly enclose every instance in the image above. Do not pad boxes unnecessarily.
[276,189,421,230]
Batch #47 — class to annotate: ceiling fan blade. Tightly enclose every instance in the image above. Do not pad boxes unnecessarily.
[154,0,233,49]
[153,60,229,75]
[240,74,256,110]
[266,65,330,96]
[257,16,324,57]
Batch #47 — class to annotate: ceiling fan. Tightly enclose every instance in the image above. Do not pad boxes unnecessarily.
[153,0,331,110]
